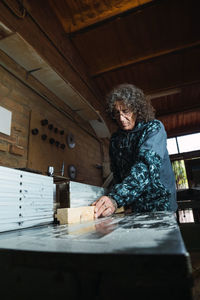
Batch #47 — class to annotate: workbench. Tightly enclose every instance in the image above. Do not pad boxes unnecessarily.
[0,211,193,300]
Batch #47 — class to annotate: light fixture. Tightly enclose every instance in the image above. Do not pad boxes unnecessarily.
[147,88,181,100]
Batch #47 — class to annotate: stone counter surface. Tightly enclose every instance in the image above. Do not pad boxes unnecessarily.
[0,211,185,254]
[0,211,193,300]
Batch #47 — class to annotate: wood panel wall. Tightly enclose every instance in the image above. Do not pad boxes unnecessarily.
[0,66,109,186]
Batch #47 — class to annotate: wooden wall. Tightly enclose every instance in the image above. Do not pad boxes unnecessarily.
[0,66,109,187]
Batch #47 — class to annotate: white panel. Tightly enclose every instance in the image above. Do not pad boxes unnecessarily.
[0,106,12,135]
[89,118,111,138]
[0,34,98,120]
[69,181,106,207]
[0,166,54,232]
[0,33,111,137]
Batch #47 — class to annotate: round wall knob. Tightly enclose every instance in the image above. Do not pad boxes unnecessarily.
[32,128,39,135]
[60,130,64,135]
[48,124,53,130]
[54,128,58,133]
[49,138,55,144]
[55,141,60,147]
[41,134,47,141]
[41,119,48,126]
[60,143,65,149]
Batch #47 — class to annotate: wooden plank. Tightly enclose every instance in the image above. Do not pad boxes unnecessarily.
[0,36,98,122]
[9,144,24,156]
[0,1,110,127]
[23,0,104,102]
[55,206,95,224]
[0,49,79,121]
[49,0,153,33]
[0,50,99,139]
[92,41,200,77]
[0,143,8,152]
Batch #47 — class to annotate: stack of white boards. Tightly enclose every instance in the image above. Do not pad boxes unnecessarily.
[55,181,107,224]
[68,181,106,207]
[0,166,54,232]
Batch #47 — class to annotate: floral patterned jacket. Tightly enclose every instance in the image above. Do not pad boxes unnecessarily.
[108,120,177,212]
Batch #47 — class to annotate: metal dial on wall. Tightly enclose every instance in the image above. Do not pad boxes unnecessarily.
[68,165,77,180]
[67,133,75,149]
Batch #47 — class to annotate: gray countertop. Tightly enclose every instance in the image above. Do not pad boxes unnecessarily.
[0,211,186,255]
[0,211,193,300]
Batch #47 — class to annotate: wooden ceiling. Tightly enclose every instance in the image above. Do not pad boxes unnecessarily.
[49,0,154,33]
[1,0,200,137]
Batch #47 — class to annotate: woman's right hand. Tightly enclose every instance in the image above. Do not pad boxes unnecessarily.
[92,196,117,218]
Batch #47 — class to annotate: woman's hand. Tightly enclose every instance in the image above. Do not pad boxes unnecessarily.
[92,196,117,218]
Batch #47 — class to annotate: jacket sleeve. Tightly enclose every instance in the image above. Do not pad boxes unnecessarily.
[109,138,121,184]
[108,122,169,207]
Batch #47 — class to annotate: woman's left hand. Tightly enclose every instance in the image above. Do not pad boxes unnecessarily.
[92,196,117,218]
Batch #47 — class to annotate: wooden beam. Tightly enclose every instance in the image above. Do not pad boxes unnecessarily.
[22,0,104,107]
[92,41,200,77]
[50,0,154,34]
[170,150,200,162]
[158,108,200,138]
[145,79,200,99]
[0,49,99,139]
[0,1,111,128]
[156,104,200,118]
[167,127,200,138]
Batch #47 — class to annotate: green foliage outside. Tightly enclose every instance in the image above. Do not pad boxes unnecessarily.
[172,160,189,190]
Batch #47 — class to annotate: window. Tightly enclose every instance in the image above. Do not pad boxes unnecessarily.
[168,132,200,224]
[177,133,200,153]
[167,132,200,154]
[167,138,178,155]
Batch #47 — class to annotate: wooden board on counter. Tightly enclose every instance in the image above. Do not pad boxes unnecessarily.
[55,206,95,224]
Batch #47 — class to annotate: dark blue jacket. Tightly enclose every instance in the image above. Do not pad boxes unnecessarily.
[108,120,177,212]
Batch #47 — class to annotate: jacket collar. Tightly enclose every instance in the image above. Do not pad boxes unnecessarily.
[117,121,146,134]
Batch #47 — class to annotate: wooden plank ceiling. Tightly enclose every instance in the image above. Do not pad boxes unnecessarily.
[2,0,200,137]
[50,0,200,137]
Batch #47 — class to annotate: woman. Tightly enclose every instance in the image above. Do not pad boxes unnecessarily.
[93,83,177,218]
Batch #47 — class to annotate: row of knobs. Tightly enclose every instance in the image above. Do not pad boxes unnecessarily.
[32,119,66,149]
[41,119,64,134]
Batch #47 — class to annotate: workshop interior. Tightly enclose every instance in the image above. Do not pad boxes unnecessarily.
[0,0,200,299]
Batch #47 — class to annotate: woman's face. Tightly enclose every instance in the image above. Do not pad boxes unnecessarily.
[113,101,136,130]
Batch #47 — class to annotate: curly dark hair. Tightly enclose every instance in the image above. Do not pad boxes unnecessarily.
[106,83,155,122]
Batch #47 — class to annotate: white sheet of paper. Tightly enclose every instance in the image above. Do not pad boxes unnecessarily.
[0,106,12,135]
